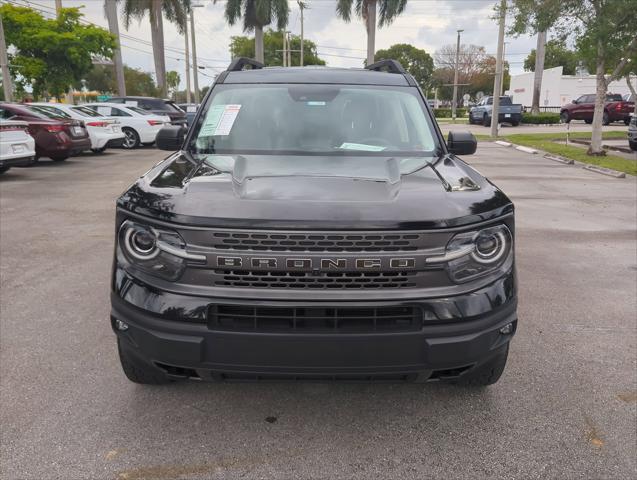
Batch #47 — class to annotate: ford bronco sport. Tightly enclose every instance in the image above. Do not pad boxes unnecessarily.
[111,58,517,386]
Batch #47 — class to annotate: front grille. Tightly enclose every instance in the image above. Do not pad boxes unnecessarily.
[211,231,422,252]
[214,270,418,289]
[208,305,422,332]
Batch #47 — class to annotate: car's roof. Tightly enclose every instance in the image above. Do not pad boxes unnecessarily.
[223,66,411,86]
[110,96,170,101]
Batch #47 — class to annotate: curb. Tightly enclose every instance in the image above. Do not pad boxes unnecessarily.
[582,165,626,178]
[494,140,512,147]
[544,154,574,165]
[515,145,538,154]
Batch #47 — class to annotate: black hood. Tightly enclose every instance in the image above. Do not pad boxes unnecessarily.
[117,152,513,230]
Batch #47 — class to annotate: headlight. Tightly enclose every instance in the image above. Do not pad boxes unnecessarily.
[118,220,205,281]
[427,224,512,283]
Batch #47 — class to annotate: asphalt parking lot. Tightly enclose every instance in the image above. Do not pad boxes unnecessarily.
[1,145,636,479]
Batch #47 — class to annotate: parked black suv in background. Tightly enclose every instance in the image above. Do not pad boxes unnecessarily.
[107,96,187,125]
[111,59,517,386]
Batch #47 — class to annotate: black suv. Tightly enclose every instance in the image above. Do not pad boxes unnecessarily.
[111,59,517,386]
[107,96,186,125]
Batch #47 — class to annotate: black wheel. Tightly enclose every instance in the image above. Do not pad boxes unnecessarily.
[456,344,509,386]
[585,119,592,124]
[629,140,637,151]
[511,121,520,127]
[141,142,155,147]
[0,166,11,174]
[122,127,140,149]
[117,338,170,385]
[50,155,68,162]
[560,111,570,123]
[482,114,491,127]
[624,118,630,126]
[602,111,610,125]
[91,147,107,154]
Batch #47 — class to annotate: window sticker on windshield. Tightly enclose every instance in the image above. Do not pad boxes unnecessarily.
[339,142,387,152]
[200,104,241,136]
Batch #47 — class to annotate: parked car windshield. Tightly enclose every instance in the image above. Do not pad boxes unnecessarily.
[71,106,103,117]
[26,105,69,119]
[189,84,440,159]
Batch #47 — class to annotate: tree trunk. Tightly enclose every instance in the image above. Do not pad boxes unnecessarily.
[588,41,606,156]
[150,0,167,96]
[627,75,636,115]
[531,30,546,115]
[105,0,126,96]
[255,25,264,63]
[366,0,376,66]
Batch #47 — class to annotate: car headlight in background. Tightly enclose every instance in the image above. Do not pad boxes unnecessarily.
[427,224,512,283]
[118,220,205,281]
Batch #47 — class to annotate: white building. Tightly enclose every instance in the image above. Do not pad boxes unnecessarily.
[508,66,636,107]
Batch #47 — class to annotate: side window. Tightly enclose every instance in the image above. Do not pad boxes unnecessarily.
[487,97,493,105]
[111,108,132,117]
[585,95,596,103]
[0,107,14,119]
[96,106,112,116]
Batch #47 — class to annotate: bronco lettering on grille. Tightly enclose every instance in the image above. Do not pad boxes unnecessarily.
[217,256,419,271]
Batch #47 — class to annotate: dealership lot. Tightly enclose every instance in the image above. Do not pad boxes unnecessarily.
[1,145,635,479]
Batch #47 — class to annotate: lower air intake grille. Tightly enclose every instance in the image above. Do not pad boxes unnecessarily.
[214,270,418,289]
[208,305,423,333]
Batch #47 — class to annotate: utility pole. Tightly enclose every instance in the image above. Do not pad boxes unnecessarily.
[287,32,292,67]
[184,16,191,103]
[0,12,13,102]
[500,41,508,96]
[451,29,463,122]
[298,1,305,66]
[491,0,506,138]
[190,6,201,103]
[55,0,62,14]
[105,0,126,96]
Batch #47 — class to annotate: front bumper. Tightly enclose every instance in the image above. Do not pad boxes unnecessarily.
[111,269,517,382]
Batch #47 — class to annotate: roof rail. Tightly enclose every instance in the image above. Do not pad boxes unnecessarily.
[365,59,406,74]
[227,57,265,72]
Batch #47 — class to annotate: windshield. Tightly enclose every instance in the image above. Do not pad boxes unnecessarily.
[28,105,70,119]
[189,84,440,157]
[127,106,152,115]
[71,106,102,117]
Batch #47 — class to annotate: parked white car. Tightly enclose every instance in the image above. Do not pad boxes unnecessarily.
[0,119,36,174]
[29,103,125,153]
[80,102,170,149]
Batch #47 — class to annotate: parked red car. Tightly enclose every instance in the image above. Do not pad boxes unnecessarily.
[0,103,91,161]
[560,93,634,125]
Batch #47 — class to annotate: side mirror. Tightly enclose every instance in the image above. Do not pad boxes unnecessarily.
[447,131,477,156]
[156,125,186,151]
[572,99,579,104]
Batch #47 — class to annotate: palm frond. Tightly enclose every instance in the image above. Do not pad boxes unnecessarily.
[378,0,408,27]
[336,0,354,22]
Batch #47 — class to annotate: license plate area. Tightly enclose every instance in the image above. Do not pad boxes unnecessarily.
[12,144,25,153]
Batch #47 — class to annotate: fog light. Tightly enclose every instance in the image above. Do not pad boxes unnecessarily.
[115,319,129,331]
[499,323,513,335]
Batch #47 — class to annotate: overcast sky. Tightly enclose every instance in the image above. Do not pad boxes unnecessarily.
[25,0,539,89]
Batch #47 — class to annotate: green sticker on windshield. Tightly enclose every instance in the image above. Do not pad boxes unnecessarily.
[339,142,387,152]
[200,104,241,136]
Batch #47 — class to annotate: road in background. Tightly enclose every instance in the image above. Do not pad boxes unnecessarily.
[1,146,636,479]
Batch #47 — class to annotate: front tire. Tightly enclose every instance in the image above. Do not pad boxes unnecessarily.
[482,114,491,127]
[0,166,11,174]
[50,155,68,162]
[585,119,592,124]
[117,338,170,385]
[457,344,509,386]
[624,118,630,126]
[91,147,107,154]
[122,127,140,149]
[629,140,637,151]
[560,111,570,123]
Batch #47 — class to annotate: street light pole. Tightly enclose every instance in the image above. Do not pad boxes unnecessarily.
[191,4,203,104]
[0,12,13,102]
[298,1,305,66]
[451,29,463,122]
[184,16,191,103]
[491,0,507,138]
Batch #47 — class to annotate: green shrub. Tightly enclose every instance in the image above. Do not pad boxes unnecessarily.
[433,108,467,118]
[521,112,561,124]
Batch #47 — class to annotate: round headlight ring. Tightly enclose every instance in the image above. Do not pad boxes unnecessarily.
[123,226,159,260]
[471,230,508,264]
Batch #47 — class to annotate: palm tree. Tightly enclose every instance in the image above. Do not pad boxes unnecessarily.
[336,0,408,65]
[118,0,191,97]
[104,0,126,96]
[216,0,289,64]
